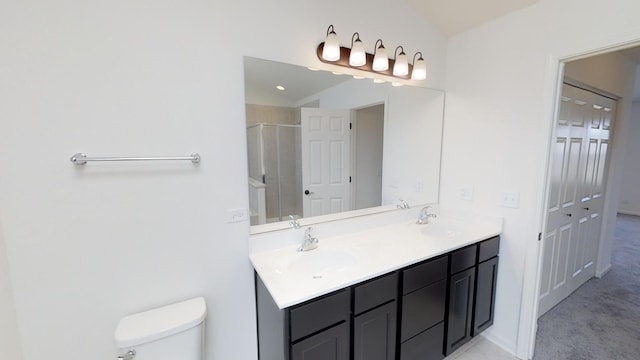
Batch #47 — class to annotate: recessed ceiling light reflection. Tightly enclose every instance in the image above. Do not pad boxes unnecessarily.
[373,79,385,84]
[353,75,365,80]
[276,85,286,91]
[391,82,403,87]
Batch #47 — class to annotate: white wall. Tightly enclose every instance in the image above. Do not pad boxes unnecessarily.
[619,101,640,216]
[0,1,447,360]
[441,0,640,358]
[0,217,23,360]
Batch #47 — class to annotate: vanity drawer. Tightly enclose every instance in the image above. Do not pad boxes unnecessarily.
[451,245,477,274]
[354,272,398,315]
[478,236,500,263]
[401,279,446,341]
[400,321,445,360]
[402,256,448,295]
[290,289,351,342]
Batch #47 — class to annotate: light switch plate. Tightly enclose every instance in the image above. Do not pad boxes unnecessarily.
[501,191,520,208]
[460,186,473,201]
[226,208,248,223]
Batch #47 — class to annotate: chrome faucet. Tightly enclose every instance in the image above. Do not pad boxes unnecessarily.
[298,227,319,252]
[416,206,437,225]
[289,215,301,230]
[397,199,410,209]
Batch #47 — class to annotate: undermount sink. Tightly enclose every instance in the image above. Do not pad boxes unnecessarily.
[419,219,465,238]
[279,249,358,278]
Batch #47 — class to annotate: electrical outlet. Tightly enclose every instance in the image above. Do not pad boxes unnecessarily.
[460,187,473,201]
[226,208,248,223]
[501,191,520,208]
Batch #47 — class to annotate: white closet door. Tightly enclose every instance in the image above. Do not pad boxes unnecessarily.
[300,108,351,218]
[538,83,616,316]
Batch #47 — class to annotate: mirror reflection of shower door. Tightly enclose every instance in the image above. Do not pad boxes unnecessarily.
[301,108,351,218]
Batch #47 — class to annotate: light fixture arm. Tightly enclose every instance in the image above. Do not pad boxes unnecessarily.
[351,32,361,47]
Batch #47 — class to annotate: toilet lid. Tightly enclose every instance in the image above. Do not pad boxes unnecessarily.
[115,297,207,348]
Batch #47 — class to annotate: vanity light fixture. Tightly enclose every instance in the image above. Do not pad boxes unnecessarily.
[392,46,408,76]
[321,25,341,61]
[316,25,428,81]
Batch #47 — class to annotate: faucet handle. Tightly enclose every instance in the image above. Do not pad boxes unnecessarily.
[289,215,301,229]
[397,199,410,209]
[304,227,312,238]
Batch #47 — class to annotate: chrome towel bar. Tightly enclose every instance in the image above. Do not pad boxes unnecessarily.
[70,152,201,165]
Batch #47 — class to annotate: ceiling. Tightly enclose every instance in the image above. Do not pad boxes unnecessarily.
[244,57,351,104]
[406,0,540,36]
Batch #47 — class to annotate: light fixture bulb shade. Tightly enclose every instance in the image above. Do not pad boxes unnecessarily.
[372,42,389,71]
[393,52,409,76]
[411,57,427,80]
[322,30,341,61]
[349,40,366,67]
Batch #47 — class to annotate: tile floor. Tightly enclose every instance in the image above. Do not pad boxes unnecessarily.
[445,336,517,360]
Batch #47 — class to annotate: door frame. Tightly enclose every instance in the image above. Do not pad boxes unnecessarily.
[517,40,640,359]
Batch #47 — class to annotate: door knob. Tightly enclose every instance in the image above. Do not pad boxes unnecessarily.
[304,189,314,195]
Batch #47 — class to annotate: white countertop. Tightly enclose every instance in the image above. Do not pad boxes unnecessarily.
[249,210,502,309]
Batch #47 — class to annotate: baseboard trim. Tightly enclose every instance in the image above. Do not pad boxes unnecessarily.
[480,330,517,357]
[596,264,612,278]
[617,210,640,217]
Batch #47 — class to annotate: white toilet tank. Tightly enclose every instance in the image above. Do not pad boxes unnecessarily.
[115,297,206,360]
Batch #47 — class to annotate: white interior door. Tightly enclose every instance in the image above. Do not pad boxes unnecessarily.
[301,108,351,218]
[538,83,616,316]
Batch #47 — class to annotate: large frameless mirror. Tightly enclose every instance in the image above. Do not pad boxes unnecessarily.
[244,57,445,233]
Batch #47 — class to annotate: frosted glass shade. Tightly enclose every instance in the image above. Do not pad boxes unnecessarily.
[322,31,340,61]
[393,52,408,76]
[411,57,427,80]
[349,39,366,67]
[372,44,388,71]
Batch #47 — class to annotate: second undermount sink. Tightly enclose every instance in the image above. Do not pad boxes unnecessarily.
[419,218,465,238]
[283,249,358,278]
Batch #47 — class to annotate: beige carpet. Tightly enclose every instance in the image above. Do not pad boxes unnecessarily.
[533,214,640,360]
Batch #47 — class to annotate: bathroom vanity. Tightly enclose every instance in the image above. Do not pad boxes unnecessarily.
[250,212,501,360]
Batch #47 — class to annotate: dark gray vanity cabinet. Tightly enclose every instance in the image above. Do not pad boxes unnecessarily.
[444,236,500,356]
[445,245,477,355]
[353,272,399,360]
[256,272,398,360]
[256,276,350,360]
[399,255,448,360]
[473,236,500,336]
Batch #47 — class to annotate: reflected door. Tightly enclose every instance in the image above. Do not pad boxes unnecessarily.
[538,83,616,316]
[301,108,351,218]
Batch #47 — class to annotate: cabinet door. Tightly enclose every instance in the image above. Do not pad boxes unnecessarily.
[473,257,499,336]
[291,322,349,360]
[353,301,397,360]
[445,267,475,355]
